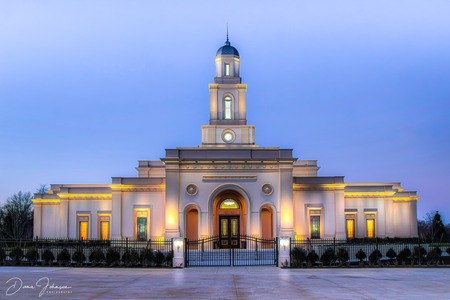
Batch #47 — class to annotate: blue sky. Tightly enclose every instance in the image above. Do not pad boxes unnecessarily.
[1,1,449,222]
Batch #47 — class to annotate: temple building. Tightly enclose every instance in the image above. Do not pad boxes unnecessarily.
[33,38,419,245]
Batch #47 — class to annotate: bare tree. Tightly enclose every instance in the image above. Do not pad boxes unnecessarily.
[0,191,34,239]
[418,211,449,242]
[36,184,48,194]
[418,211,435,240]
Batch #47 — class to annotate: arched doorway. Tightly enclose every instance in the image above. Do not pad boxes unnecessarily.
[261,206,274,240]
[212,190,246,248]
[186,207,199,248]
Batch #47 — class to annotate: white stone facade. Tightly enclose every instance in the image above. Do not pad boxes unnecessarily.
[33,39,419,242]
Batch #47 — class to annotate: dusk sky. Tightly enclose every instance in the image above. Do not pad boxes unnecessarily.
[1,1,449,221]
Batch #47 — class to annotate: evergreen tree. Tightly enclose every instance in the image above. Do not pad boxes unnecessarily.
[431,211,447,242]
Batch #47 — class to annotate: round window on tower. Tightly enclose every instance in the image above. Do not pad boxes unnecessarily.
[222,129,235,143]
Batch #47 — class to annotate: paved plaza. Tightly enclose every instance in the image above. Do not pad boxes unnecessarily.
[1,266,449,299]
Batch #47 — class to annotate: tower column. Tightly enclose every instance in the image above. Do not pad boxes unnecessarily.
[209,84,218,121]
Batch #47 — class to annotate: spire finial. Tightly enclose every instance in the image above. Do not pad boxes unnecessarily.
[225,24,230,45]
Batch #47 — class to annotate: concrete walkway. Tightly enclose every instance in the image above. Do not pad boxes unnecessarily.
[1,266,450,299]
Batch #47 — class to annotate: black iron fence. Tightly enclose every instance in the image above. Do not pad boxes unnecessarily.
[0,237,173,267]
[290,238,450,267]
[185,235,278,267]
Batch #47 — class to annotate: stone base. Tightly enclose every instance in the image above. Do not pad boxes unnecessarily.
[173,257,184,268]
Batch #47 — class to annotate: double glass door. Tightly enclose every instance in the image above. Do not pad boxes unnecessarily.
[219,216,240,248]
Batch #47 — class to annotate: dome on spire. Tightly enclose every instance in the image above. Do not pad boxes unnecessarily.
[216,39,240,57]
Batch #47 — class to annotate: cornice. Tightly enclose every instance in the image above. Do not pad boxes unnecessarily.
[293,183,347,191]
[32,199,61,204]
[57,193,112,200]
[203,175,257,181]
[393,196,420,202]
[344,191,396,198]
[110,184,166,193]
[180,163,280,170]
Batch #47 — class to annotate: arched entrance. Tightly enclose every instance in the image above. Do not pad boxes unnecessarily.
[212,190,246,248]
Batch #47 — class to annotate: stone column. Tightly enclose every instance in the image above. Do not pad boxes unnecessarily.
[279,162,294,237]
[165,162,181,239]
[33,203,42,238]
[334,189,346,239]
[237,84,247,121]
[111,187,122,239]
[59,198,69,238]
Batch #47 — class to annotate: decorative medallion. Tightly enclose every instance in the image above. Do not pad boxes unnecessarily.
[262,184,274,196]
[222,129,236,143]
[186,184,198,196]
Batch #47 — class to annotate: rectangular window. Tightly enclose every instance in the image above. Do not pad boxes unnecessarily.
[310,216,320,239]
[346,219,355,239]
[78,216,89,240]
[135,209,149,241]
[98,215,110,240]
[224,97,232,120]
[224,63,230,76]
[366,218,375,238]
[137,215,147,240]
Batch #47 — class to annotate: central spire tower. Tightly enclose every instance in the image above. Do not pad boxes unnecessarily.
[201,38,256,147]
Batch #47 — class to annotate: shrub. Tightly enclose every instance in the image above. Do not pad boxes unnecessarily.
[57,248,71,264]
[320,248,335,266]
[412,246,427,260]
[426,247,441,263]
[121,250,139,265]
[140,248,154,265]
[0,248,6,262]
[336,248,349,264]
[369,249,382,263]
[306,250,319,265]
[165,251,174,266]
[355,249,366,262]
[42,249,55,263]
[432,246,442,256]
[106,248,120,264]
[386,248,397,262]
[25,249,40,263]
[291,247,307,267]
[397,247,411,263]
[10,247,24,263]
[89,248,105,263]
[72,249,86,264]
[153,251,165,266]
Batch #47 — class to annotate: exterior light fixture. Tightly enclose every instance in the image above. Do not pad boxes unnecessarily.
[174,239,183,252]
[280,237,290,251]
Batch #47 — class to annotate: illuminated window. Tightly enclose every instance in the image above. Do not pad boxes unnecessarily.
[220,199,239,209]
[136,210,148,241]
[310,215,320,239]
[346,219,355,239]
[78,216,89,240]
[224,96,232,119]
[224,63,230,76]
[366,218,375,238]
[98,215,110,240]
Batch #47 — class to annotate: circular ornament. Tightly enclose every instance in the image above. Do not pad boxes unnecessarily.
[222,129,236,143]
[186,184,198,196]
[262,184,274,196]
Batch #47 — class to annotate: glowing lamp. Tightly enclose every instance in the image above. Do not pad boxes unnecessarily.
[174,239,183,252]
[280,237,290,251]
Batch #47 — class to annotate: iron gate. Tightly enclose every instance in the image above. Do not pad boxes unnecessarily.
[185,235,278,267]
